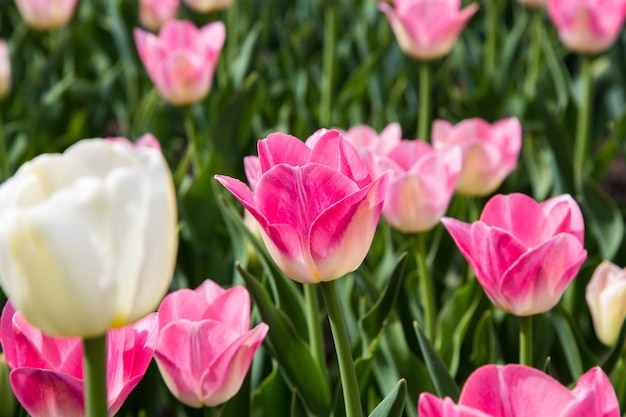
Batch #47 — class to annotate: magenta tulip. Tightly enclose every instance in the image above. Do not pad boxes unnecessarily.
[0,302,158,417]
[379,0,478,60]
[14,0,78,30]
[154,280,268,407]
[373,140,461,233]
[215,130,391,284]
[139,0,179,31]
[134,20,225,105]
[432,117,522,196]
[419,365,619,417]
[547,0,626,54]
[442,193,587,316]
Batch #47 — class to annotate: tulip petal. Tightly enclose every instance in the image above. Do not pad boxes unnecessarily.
[562,367,620,417]
[214,175,267,227]
[158,289,212,328]
[200,21,226,56]
[203,286,251,333]
[419,394,492,417]
[257,133,311,172]
[540,194,584,243]
[260,223,319,284]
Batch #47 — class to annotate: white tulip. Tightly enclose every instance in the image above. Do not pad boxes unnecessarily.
[586,260,626,347]
[0,136,177,337]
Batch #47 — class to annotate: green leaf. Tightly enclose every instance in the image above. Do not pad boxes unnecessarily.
[237,264,331,416]
[551,308,598,380]
[251,369,291,417]
[291,390,309,417]
[220,372,251,417]
[601,318,626,375]
[414,323,460,401]
[368,379,407,417]
[470,310,495,367]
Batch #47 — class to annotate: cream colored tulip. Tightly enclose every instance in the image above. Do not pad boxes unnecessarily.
[586,260,626,347]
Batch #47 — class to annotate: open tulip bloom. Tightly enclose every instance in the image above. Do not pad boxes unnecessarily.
[215,129,391,284]
[442,193,587,316]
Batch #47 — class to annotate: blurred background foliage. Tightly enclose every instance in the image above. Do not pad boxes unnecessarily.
[1,0,626,416]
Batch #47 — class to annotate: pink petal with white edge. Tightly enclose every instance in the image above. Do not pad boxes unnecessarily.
[243,156,261,190]
[201,285,251,333]
[214,175,267,227]
[540,194,584,243]
[257,133,310,172]
[562,367,620,417]
[418,394,492,417]
[200,21,226,55]
[157,288,213,328]
[260,222,319,283]
[459,365,575,417]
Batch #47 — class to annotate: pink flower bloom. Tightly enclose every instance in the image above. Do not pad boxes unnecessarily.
[0,302,158,417]
[379,0,478,60]
[183,0,234,13]
[154,280,268,407]
[340,123,402,178]
[0,41,9,100]
[548,0,626,54]
[373,140,461,232]
[14,0,78,30]
[432,117,522,196]
[419,365,619,417]
[134,20,225,106]
[586,260,626,347]
[442,193,587,316]
[139,0,179,32]
[215,130,391,284]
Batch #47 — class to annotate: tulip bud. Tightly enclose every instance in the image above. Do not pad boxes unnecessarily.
[14,0,79,31]
[586,260,626,347]
[0,354,15,417]
[139,0,179,32]
[183,0,234,13]
[0,41,10,100]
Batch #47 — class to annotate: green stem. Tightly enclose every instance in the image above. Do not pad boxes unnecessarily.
[320,3,335,127]
[415,234,436,341]
[0,112,7,182]
[574,55,593,193]
[83,335,108,417]
[204,407,217,417]
[304,284,326,368]
[519,316,533,367]
[320,281,363,417]
[184,106,203,175]
[418,61,431,141]
[524,10,542,100]
[485,0,499,76]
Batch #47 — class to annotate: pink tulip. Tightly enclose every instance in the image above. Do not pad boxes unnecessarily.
[134,20,225,106]
[586,260,626,347]
[139,0,179,32]
[547,0,626,54]
[432,117,522,196]
[379,0,478,60]
[0,302,158,417]
[183,0,234,13]
[14,0,78,30]
[419,365,619,417]
[441,193,587,316]
[154,280,268,407]
[373,140,461,233]
[215,130,391,284]
[0,41,9,100]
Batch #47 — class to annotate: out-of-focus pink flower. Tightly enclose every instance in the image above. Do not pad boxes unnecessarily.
[139,0,179,32]
[379,0,478,60]
[518,0,547,8]
[154,280,268,408]
[134,20,225,106]
[14,0,78,30]
[547,0,626,54]
[586,260,626,347]
[0,302,158,417]
[342,123,402,159]
[419,365,619,417]
[216,129,391,284]
[442,193,587,316]
[183,0,234,13]
[432,117,522,196]
[373,140,461,232]
[0,41,9,100]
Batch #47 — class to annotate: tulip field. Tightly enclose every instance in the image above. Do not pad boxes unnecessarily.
[1,0,626,416]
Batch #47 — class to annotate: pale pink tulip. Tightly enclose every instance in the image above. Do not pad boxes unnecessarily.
[340,123,402,179]
[134,20,225,105]
[0,41,9,100]
[184,0,234,13]
[379,0,478,60]
[154,280,268,407]
[442,193,587,316]
[373,140,461,232]
[432,117,522,196]
[419,365,619,417]
[139,0,179,32]
[548,0,626,54]
[0,302,158,417]
[586,260,626,346]
[14,0,78,30]
[215,130,391,284]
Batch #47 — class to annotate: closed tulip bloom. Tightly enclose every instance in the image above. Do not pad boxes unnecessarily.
[155,280,268,407]
[0,135,177,337]
[139,0,179,32]
[419,365,619,417]
[442,193,587,316]
[0,302,158,417]
[134,20,225,105]
[216,130,391,284]
[586,260,626,347]
[373,140,461,233]
[14,0,78,30]
[184,0,234,13]
[0,41,9,100]
[548,0,626,54]
[379,0,478,60]
[432,117,522,196]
